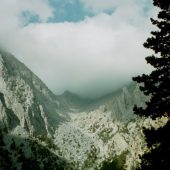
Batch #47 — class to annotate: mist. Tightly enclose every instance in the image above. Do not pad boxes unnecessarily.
[0,0,156,98]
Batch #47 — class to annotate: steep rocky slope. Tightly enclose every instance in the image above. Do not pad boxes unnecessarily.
[0,49,68,136]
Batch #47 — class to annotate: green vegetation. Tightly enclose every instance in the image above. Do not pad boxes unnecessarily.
[98,128,114,143]
[100,152,127,170]
[0,128,70,170]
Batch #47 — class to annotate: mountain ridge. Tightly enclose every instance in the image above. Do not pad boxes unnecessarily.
[0,49,68,136]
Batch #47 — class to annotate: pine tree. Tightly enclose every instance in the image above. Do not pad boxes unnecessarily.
[132,0,170,169]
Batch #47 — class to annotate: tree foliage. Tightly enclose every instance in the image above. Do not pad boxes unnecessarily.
[133,0,170,169]
[0,128,70,170]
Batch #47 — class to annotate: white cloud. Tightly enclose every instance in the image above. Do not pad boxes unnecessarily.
[0,0,52,35]
[0,0,156,97]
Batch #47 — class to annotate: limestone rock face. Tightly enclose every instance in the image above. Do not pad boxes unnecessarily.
[0,50,67,136]
[104,84,148,120]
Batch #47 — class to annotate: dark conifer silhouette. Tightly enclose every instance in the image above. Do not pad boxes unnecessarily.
[133,0,170,169]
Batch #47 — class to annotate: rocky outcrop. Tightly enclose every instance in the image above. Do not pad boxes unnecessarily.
[105,84,148,120]
[0,49,67,136]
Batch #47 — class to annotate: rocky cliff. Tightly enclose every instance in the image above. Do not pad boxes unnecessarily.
[0,49,67,136]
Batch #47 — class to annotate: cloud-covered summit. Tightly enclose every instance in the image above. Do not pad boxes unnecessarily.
[0,0,156,97]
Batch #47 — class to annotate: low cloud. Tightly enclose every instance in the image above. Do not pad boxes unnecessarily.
[0,0,156,97]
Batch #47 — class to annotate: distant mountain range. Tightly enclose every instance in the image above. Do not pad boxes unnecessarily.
[1,49,160,170]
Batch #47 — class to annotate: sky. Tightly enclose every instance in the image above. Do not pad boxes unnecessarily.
[0,0,157,98]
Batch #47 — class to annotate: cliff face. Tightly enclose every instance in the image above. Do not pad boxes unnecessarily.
[103,84,147,120]
[0,50,67,136]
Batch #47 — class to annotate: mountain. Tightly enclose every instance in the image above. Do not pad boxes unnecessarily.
[59,82,147,120]
[0,49,167,170]
[57,90,93,112]
[0,49,68,136]
[53,83,149,170]
[53,84,167,170]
